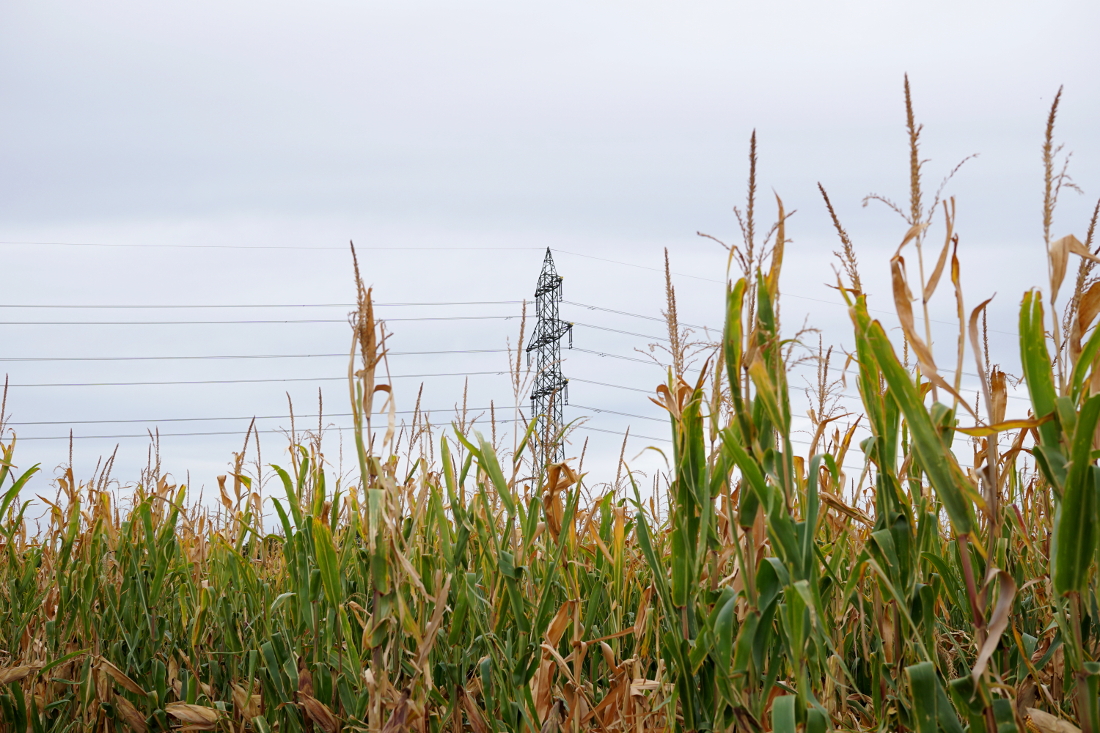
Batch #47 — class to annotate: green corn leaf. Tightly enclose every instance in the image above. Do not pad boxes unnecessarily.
[783,583,809,667]
[670,520,691,609]
[722,429,765,526]
[771,694,797,733]
[631,480,675,621]
[1070,317,1100,400]
[57,499,82,571]
[1053,394,1100,595]
[269,465,302,529]
[802,455,823,577]
[905,662,938,733]
[724,279,751,439]
[269,592,296,615]
[476,433,515,518]
[269,498,294,540]
[748,359,785,433]
[711,589,738,668]
[757,558,789,611]
[935,674,966,733]
[855,306,973,536]
[532,480,581,640]
[732,611,760,674]
[1020,290,1061,451]
[0,464,39,521]
[311,517,342,608]
[806,708,827,733]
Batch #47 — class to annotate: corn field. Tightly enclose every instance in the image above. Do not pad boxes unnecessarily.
[2,84,1100,733]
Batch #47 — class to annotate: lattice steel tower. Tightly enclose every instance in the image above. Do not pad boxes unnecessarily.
[526,248,573,468]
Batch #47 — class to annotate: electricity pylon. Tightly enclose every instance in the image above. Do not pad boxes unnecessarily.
[525,248,572,469]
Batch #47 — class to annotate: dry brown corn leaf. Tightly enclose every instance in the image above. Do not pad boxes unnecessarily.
[530,658,556,723]
[97,658,147,697]
[956,417,1050,437]
[923,199,955,301]
[819,490,873,526]
[1078,280,1100,330]
[545,600,575,648]
[165,702,218,729]
[0,665,41,685]
[113,693,148,733]
[972,568,1017,682]
[382,692,412,733]
[890,249,976,418]
[990,368,1008,424]
[297,666,314,696]
[1026,707,1080,733]
[1070,280,1100,359]
[231,683,261,719]
[1050,233,1100,303]
[539,699,565,733]
[298,692,339,733]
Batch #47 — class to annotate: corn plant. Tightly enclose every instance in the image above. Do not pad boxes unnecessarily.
[1,82,1099,733]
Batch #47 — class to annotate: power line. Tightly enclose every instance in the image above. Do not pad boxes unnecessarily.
[572,404,665,423]
[13,428,355,441]
[564,301,714,331]
[0,349,508,363]
[0,241,543,252]
[0,300,666,329]
[12,423,869,474]
[5,371,510,388]
[4,405,525,427]
[13,422,512,442]
[0,315,518,326]
[552,249,724,286]
[0,301,521,309]
[0,239,1022,337]
[573,322,668,343]
[11,417,666,443]
[0,347,660,381]
[573,348,653,365]
[572,378,652,395]
[578,425,670,443]
[1,343,1029,405]
[559,253,1019,338]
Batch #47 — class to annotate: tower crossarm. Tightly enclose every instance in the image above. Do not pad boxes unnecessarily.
[525,321,572,354]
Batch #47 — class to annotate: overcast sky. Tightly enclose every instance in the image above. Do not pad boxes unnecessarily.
[1,0,1098,500]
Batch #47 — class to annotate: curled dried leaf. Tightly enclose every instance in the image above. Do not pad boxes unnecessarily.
[381,691,412,733]
[299,692,339,733]
[890,251,976,416]
[1026,707,1080,733]
[1071,280,1100,359]
[540,699,566,733]
[98,658,147,697]
[956,417,1050,437]
[971,568,1016,682]
[164,702,219,728]
[990,368,1008,424]
[231,683,261,719]
[819,490,873,526]
[113,693,148,733]
[545,600,576,648]
[1051,234,1100,303]
[460,686,491,733]
[0,665,41,685]
[599,641,617,673]
[923,199,955,301]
